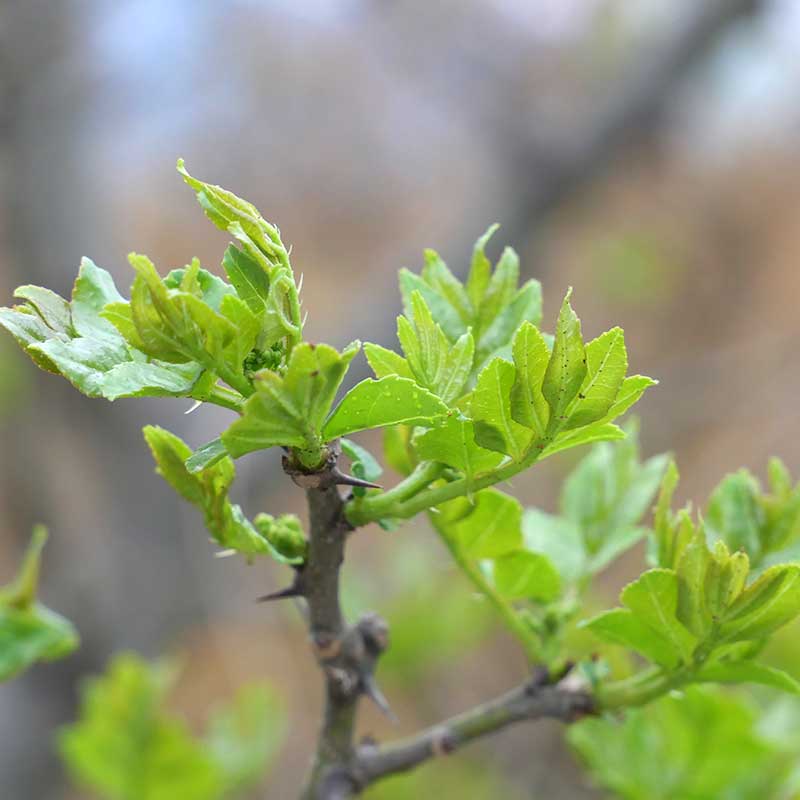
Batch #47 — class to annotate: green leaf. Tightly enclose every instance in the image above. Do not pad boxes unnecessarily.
[492,550,561,602]
[144,426,296,562]
[322,375,448,441]
[522,509,586,584]
[451,489,522,559]
[221,244,270,315]
[705,544,750,617]
[204,683,286,793]
[620,568,696,664]
[706,470,764,561]
[675,525,711,639]
[363,342,413,379]
[653,459,680,568]
[581,608,680,668]
[470,357,531,460]
[599,374,657,424]
[397,292,474,404]
[0,527,79,681]
[693,661,800,694]
[540,422,625,459]
[413,415,503,481]
[568,687,787,800]
[542,290,587,427]
[719,564,800,642]
[565,327,627,429]
[178,159,288,270]
[186,438,228,474]
[225,341,360,458]
[60,654,223,800]
[510,321,550,437]
[561,422,668,556]
[1,259,204,400]
[466,224,498,312]
[123,253,258,394]
[475,279,542,366]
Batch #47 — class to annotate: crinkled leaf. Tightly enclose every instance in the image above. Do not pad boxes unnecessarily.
[675,525,712,639]
[1,259,204,400]
[323,375,448,441]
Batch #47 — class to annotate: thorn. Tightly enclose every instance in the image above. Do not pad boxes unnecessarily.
[362,674,398,723]
[331,467,382,490]
[185,399,203,415]
[302,310,309,327]
[257,579,304,603]
[297,272,304,293]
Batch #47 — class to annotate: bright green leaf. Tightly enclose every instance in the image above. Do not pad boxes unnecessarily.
[322,375,448,441]
[492,550,561,602]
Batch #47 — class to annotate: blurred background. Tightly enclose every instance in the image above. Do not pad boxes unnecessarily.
[2,0,800,797]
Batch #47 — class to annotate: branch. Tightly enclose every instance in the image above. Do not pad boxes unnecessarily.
[355,670,593,789]
[287,448,392,800]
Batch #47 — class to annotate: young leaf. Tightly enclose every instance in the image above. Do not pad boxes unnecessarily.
[0,259,204,400]
[620,568,696,663]
[225,341,359,458]
[719,565,800,642]
[539,422,625,460]
[363,341,413,380]
[322,375,448,441]
[204,683,287,793]
[522,509,587,584]
[397,292,474,404]
[340,438,383,499]
[706,470,764,562]
[144,426,298,562]
[675,525,712,639]
[0,527,79,681]
[451,489,522,559]
[542,290,587,428]
[492,550,561,602]
[186,438,229,474]
[510,321,550,437]
[693,661,800,694]
[413,415,503,481]
[581,608,680,668]
[60,654,223,800]
[469,357,532,460]
[565,327,627,429]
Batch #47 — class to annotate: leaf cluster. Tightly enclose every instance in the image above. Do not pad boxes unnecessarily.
[583,461,800,706]
[0,526,78,681]
[59,652,286,800]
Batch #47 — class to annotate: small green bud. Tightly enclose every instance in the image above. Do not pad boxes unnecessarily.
[254,513,307,561]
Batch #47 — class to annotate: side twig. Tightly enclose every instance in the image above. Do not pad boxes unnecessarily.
[354,670,593,790]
